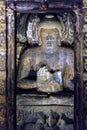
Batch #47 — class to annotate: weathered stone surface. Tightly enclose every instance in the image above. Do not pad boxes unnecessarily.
[83,9,87,23]
[0,2,6,130]
[0,49,6,71]
[0,105,6,123]
[16,106,74,130]
[0,71,6,80]
[0,80,5,95]
[0,1,6,48]
[83,73,87,81]
[0,120,6,130]
[17,94,74,106]
[17,47,74,92]
[0,4,5,21]
[83,24,87,33]
[0,121,6,130]
[0,95,6,104]
[0,24,6,31]
[83,0,87,8]
[16,44,23,65]
[0,1,84,130]
[0,31,6,47]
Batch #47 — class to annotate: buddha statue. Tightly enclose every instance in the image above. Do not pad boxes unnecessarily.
[17,14,74,93]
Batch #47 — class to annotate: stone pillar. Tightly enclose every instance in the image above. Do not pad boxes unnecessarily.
[82,0,87,130]
[0,1,6,130]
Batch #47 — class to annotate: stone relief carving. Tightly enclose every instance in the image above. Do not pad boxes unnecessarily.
[0,50,6,71]
[83,57,87,72]
[84,32,87,47]
[17,94,74,106]
[0,2,6,48]
[58,13,74,45]
[0,4,6,71]
[17,12,75,46]
[83,10,87,23]
[0,80,5,95]
[15,11,75,130]
[6,3,16,130]
[16,106,74,130]
[83,0,87,8]
[0,2,6,129]
[7,4,15,46]
[5,1,85,130]
[82,7,87,128]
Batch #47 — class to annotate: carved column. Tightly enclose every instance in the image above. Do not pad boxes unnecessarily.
[0,1,6,130]
[82,0,87,129]
[6,2,16,130]
[74,8,84,130]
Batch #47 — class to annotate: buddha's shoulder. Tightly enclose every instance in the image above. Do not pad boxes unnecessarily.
[21,46,42,57]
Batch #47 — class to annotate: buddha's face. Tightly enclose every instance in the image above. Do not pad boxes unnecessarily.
[39,29,59,53]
